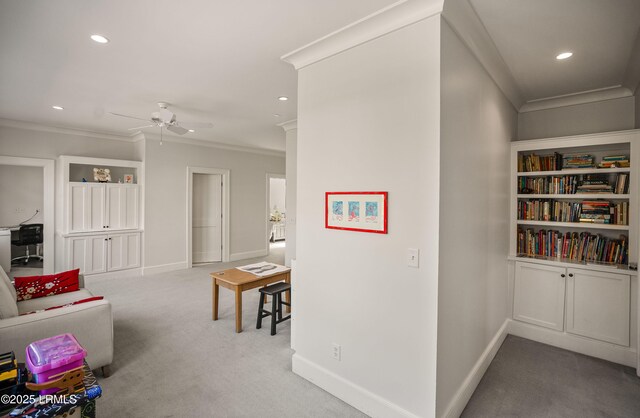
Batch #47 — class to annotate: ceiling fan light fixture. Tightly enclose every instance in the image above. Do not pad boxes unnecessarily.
[90,34,109,44]
[52,105,64,110]
[556,51,573,60]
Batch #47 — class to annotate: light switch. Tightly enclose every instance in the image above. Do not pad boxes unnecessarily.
[407,248,419,268]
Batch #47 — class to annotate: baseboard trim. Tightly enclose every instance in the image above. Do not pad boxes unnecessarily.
[440,319,509,418]
[229,249,268,261]
[83,268,142,280]
[292,354,421,418]
[142,261,188,275]
[507,319,637,367]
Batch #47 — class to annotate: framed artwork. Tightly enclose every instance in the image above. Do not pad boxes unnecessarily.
[123,174,134,184]
[325,191,388,234]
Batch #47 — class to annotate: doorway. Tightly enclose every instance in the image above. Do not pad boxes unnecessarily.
[186,167,230,267]
[266,173,286,256]
[0,156,54,275]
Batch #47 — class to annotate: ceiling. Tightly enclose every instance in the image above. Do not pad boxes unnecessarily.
[1,0,639,152]
[0,0,397,151]
[469,0,640,103]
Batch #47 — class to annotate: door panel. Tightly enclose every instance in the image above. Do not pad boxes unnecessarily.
[513,262,566,331]
[566,268,630,346]
[107,185,139,230]
[192,174,222,263]
[68,236,106,275]
[69,183,88,232]
[108,233,140,271]
[89,184,106,231]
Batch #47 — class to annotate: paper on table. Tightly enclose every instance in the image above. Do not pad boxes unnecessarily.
[236,262,289,277]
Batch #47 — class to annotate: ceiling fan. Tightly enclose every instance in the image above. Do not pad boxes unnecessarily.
[109,102,213,144]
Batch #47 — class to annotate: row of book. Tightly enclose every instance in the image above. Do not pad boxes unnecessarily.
[518,153,631,172]
[518,152,562,172]
[517,199,628,225]
[518,173,629,195]
[516,228,628,265]
[598,155,630,168]
[563,154,595,168]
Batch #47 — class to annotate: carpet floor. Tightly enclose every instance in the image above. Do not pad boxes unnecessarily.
[461,335,640,417]
[85,246,366,418]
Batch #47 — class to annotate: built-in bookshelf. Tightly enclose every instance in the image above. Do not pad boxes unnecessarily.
[510,130,640,270]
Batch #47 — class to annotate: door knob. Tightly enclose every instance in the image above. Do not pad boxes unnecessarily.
[568,273,573,277]
[561,274,565,278]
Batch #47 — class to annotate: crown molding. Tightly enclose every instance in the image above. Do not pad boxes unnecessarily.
[442,0,524,110]
[0,118,136,142]
[519,86,633,113]
[143,132,285,157]
[281,0,444,70]
[277,119,297,132]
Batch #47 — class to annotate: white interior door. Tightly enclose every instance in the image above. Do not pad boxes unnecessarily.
[192,173,222,263]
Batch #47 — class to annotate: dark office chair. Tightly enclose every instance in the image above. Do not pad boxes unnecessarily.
[11,224,44,265]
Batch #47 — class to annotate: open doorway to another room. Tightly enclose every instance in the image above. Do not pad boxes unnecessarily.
[266,174,286,258]
[0,157,54,278]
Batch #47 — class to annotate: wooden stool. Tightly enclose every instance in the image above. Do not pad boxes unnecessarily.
[257,282,291,335]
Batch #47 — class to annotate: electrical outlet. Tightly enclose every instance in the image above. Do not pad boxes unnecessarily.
[332,343,341,361]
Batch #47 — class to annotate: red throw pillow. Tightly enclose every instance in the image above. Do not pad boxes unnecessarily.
[20,296,104,316]
[14,269,80,301]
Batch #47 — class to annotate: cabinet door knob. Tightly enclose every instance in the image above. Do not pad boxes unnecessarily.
[561,274,566,278]
[568,273,573,277]
[104,238,107,241]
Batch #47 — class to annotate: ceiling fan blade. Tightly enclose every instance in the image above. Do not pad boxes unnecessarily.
[109,112,152,122]
[127,124,156,130]
[167,125,188,135]
[159,108,174,122]
[178,121,214,129]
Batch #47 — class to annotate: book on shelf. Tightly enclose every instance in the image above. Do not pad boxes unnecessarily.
[598,155,630,168]
[516,228,628,266]
[517,199,628,225]
[518,152,562,172]
[517,173,629,195]
[562,154,595,169]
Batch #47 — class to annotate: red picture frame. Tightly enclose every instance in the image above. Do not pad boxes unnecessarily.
[325,191,388,234]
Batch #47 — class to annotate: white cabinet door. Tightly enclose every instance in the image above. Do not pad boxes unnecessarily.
[68,236,107,275]
[107,185,139,230]
[69,183,106,232]
[108,233,141,271]
[513,262,566,331]
[566,268,630,346]
[69,183,89,232]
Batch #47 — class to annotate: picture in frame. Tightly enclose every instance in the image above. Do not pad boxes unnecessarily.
[123,174,134,184]
[325,191,388,234]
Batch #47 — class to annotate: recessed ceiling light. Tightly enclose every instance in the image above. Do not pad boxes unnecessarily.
[278,96,288,101]
[90,34,109,44]
[556,52,573,60]
[52,105,64,110]
[188,129,195,133]
[273,114,281,117]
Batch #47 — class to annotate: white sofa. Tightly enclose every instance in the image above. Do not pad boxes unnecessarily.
[0,268,113,376]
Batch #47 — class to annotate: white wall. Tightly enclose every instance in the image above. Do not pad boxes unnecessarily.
[0,165,44,227]
[144,139,285,269]
[294,16,441,418]
[436,22,517,417]
[0,124,138,161]
[269,177,286,213]
[285,126,297,267]
[517,96,635,140]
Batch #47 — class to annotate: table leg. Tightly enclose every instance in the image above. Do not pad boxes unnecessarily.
[235,287,243,333]
[213,281,219,321]
[285,275,291,313]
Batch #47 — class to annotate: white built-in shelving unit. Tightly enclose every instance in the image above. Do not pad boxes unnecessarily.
[508,129,640,377]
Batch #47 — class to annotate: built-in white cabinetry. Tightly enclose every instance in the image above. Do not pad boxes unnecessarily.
[508,130,639,374]
[57,156,143,277]
[566,268,630,346]
[513,262,566,331]
[69,183,138,232]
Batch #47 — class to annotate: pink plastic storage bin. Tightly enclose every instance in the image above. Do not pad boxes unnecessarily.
[25,333,87,395]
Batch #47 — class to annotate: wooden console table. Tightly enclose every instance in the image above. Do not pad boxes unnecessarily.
[210,268,291,333]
